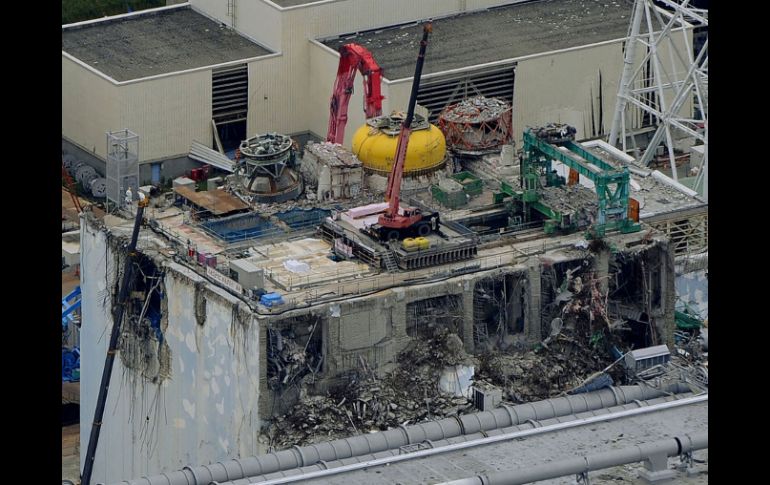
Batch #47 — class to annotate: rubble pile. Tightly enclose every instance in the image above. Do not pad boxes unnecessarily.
[266,329,477,450]
[440,96,512,124]
[305,142,362,167]
[476,333,616,403]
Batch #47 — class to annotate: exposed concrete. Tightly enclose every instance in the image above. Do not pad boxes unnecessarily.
[526,260,541,342]
[62,6,272,82]
[79,204,679,481]
[321,0,634,80]
[80,221,262,483]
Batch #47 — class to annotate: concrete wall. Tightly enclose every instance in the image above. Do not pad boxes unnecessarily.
[65,0,691,165]
[192,0,513,143]
[512,41,625,145]
[247,55,292,137]
[62,55,122,159]
[120,70,213,163]
[80,225,262,483]
[63,55,212,164]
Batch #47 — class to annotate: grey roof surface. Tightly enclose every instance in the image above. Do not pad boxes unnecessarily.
[322,0,635,80]
[300,400,708,484]
[62,7,272,82]
[584,144,707,219]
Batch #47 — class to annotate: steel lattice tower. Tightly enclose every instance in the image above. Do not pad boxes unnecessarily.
[608,0,707,200]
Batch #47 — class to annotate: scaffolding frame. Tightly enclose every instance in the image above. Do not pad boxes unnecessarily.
[106,129,140,209]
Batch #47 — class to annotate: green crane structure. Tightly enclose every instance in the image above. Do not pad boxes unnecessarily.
[501,125,640,237]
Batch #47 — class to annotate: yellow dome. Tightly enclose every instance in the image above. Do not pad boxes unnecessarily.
[352,123,446,175]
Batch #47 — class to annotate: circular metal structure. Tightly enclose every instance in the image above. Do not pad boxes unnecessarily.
[438,96,513,154]
[236,132,303,202]
[239,132,293,165]
[90,177,107,198]
[62,155,77,171]
[351,113,446,176]
[75,164,97,185]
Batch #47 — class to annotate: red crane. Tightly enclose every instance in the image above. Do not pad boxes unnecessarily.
[62,160,83,214]
[372,22,440,242]
[326,43,384,144]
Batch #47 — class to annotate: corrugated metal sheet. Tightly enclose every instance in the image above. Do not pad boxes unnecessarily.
[512,42,625,145]
[62,55,121,159]
[119,69,212,162]
[233,0,283,51]
[189,141,236,172]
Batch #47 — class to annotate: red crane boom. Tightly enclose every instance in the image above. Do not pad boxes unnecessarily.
[326,43,384,144]
[376,23,435,238]
[62,160,83,214]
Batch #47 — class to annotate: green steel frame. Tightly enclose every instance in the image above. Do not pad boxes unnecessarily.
[502,128,640,237]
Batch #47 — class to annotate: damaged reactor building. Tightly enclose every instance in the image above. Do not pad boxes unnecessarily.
[63,1,707,484]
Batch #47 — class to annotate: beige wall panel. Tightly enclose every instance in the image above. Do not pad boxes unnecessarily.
[233,0,283,52]
[512,42,626,145]
[120,70,212,162]
[246,55,297,136]
[62,55,121,158]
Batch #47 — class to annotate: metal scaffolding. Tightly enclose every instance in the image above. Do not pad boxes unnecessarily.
[106,129,140,209]
[608,0,707,200]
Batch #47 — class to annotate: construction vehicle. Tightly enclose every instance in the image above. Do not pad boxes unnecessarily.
[369,22,441,242]
[326,43,384,144]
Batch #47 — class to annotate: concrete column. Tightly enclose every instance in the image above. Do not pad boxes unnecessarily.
[391,295,408,341]
[503,274,518,334]
[461,280,475,353]
[257,319,269,418]
[323,304,343,378]
[525,260,542,343]
[594,248,611,295]
[660,244,677,348]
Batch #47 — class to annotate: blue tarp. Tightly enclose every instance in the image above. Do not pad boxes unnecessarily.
[260,292,284,307]
[62,347,80,382]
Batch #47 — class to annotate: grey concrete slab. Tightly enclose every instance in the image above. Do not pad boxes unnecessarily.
[321,0,634,80]
[62,7,272,81]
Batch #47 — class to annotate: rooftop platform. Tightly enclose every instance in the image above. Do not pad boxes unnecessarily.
[62,6,272,81]
[321,0,634,80]
[173,186,250,216]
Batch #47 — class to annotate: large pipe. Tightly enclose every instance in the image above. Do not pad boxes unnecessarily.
[242,395,706,485]
[215,393,694,485]
[441,431,707,485]
[113,384,692,485]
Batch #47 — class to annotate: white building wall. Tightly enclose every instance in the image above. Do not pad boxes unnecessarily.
[512,42,626,145]
[234,0,284,52]
[62,55,122,158]
[247,55,293,137]
[120,70,213,163]
[80,224,261,483]
[192,0,514,140]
